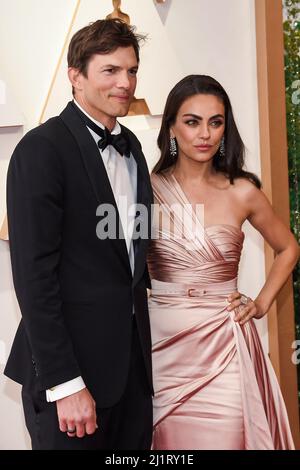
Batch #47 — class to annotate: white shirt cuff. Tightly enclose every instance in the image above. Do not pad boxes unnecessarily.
[46,376,86,402]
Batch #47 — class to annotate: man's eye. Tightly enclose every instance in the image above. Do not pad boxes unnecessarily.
[129,69,138,76]
[104,69,114,74]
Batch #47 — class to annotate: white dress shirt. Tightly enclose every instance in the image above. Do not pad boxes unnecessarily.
[46,101,137,402]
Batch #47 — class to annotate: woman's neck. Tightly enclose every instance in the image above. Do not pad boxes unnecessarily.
[173,158,215,184]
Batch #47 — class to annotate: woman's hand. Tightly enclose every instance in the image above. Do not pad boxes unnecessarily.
[227,291,265,325]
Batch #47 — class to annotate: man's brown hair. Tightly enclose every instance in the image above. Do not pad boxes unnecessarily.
[67,18,145,76]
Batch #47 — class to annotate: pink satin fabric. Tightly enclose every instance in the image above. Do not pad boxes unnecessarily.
[148,173,294,450]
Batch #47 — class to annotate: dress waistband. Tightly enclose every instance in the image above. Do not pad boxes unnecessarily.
[151,277,238,298]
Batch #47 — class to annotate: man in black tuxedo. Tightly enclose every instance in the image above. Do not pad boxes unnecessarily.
[4,19,153,450]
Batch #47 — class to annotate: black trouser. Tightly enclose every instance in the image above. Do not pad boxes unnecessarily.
[22,320,153,450]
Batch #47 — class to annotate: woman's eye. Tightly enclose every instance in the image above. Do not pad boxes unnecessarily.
[185,120,198,126]
[129,69,138,76]
[211,120,223,127]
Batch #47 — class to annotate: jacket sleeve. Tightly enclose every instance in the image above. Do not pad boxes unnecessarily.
[7,132,81,390]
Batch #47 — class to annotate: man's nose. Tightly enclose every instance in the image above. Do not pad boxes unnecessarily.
[117,72,130,89]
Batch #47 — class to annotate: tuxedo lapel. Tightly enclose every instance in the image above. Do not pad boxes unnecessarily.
[122,126,152,209]
[122,127,153,286]
[60,102,131,274]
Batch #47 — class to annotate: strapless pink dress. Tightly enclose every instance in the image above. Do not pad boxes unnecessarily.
[148,172,294,450]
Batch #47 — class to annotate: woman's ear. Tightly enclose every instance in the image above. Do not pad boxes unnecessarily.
[170,127,175,139]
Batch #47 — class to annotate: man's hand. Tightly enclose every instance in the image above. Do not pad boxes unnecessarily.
[56,388,97,438]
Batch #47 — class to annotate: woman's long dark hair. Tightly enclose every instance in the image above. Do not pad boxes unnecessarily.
[153,75,261,189]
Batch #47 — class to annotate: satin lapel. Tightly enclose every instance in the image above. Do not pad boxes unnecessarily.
[122,127,153,286]
[60,102,131,274]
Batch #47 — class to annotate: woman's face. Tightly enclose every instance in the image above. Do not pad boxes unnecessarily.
[170,93,225,164]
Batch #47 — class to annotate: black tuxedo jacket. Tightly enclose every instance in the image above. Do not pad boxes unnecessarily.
[4,102,153,407]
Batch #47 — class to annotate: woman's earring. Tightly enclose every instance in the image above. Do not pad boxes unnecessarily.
[170,137,177,158]
[219,136,225,157]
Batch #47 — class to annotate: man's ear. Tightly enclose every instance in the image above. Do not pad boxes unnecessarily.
[68,68,83,93]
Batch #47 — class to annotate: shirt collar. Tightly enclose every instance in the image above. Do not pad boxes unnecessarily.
[73,99,121,135]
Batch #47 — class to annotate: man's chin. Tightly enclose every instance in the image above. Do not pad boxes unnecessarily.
[115,107,131,118]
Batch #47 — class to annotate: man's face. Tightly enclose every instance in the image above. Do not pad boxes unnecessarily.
[69,46,138,129]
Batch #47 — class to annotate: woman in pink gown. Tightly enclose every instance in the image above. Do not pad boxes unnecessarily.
[148,75,299,450]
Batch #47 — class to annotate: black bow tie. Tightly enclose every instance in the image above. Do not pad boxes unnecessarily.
[96,126,130,157]
[72,102,130,158]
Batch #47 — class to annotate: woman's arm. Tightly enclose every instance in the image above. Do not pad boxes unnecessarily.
[248,186,299,313]
[228,181,299,324]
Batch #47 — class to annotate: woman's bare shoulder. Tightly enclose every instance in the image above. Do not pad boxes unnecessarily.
[230,177,262,198]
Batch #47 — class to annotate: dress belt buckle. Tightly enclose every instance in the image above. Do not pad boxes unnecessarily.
[188,288,196,297]
[187,288,206,297]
